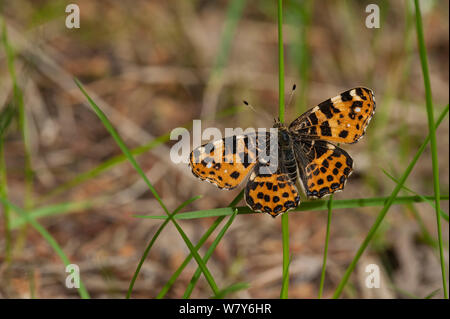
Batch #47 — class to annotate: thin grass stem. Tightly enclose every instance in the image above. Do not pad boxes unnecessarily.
[183,208,239,298]
[126,196,202,299]
[413,0,447,298]
[318,195,333,298]
[157,191,244,298]
[140,194,448,220]
[277,0,290,299]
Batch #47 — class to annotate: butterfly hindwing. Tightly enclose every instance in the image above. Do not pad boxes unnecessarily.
[245,163,300,217]
[289,87,375,144]
[294,139,353,198]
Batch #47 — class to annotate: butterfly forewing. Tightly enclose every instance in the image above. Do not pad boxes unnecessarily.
[189,132,273,190]
[289,87,375,144]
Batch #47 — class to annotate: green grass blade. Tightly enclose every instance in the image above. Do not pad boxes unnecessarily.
[407,203,439,248]
[75,78,169,214]
[280,211,290,299]
[157,191,244,299]
[414,0,447,298]
[28,270,36,299]
[156,216,226,298]
[10,199,96,229]
[332,104,449,299]
[0,198,90,299]
[202,0,246,120]
[0,104,16,137]
[75,78,221,296]
[389,284,420,299]
[212,0,246,75]
[424,288,441,299]
[2,20,33,209]
[281,255,293,299]
[0,103,15,264]
[2,16,34,267]
[287,0,313,114]
[172,217,220,295]
[277,0,285,123]
[39,133,172,202]
[382,169,448,222]
[0,141,11,264]
[318,195,333,298]
[183,208,239,299]
[126,195,201,299]
[213,282,250,299]
[277,0,290,299]
[136,194,448,220]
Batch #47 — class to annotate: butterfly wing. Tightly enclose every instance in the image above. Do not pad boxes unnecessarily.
[294,139,353,198]
[289,87,375,144]
[189,133,262,189]
[245,163,300,217]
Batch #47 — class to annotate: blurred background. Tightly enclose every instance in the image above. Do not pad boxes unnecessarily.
[0,0,448,298]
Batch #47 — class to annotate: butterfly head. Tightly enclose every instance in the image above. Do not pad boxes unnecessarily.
[272,119,291,147]
[272,117,287,129]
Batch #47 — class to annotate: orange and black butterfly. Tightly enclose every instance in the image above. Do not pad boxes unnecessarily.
[189,87,375,217]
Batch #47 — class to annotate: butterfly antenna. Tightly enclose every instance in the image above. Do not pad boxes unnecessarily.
[243,100,272,122]
[286,84,297,110]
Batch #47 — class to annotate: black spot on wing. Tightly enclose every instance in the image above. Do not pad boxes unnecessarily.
[331,183,340,190]
[309,112,318,125]
[318,99,334,119]
[230,171,240,179]
[284,201,296,209]
[319,121,332,136]
[351,101,363,109]
[319,187,330,197]
[274,205,283,213]
[362,87,372,96]
[314,147,327,158]
[339,130,349,138]
[341,90,352,102]
[355,87,364,99]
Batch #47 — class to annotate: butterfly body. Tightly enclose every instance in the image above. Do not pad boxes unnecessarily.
[276,124,299,184]
[189,87,375,217]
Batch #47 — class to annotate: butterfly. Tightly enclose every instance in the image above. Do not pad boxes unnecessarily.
[189,87,375,217]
